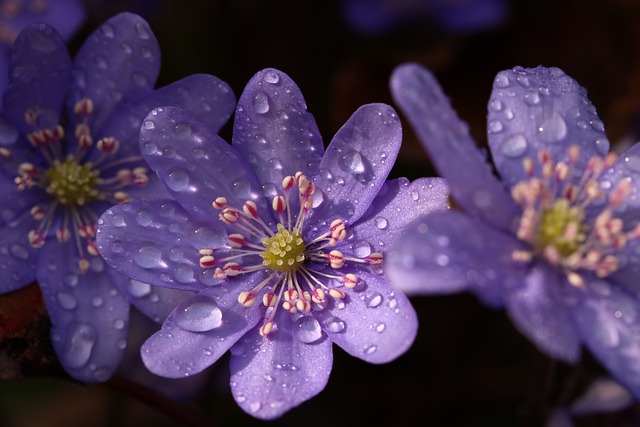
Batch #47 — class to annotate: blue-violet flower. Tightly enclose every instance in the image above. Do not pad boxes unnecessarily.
[388,62,640,397]
[0,12,235,381]
[96,67,449,419]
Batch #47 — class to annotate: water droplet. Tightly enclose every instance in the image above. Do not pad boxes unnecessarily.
[57,292,77,310]
[323,316,345,333]
[121,42,132,54]
[495,73,510,88]
[488,120,503,133]
[353,240,372,258]
[590,119,605,132]
[524,91,540,105]
[375,217,388,230]
[95,55,108,70]
[166,169,189,191]
[252,91,270,114]
[473,190,491,208]
[411,191,419,201]
[174,266,194,283]
[293,316,323,343]
[342,150,366,174]
[136,211,152,227]
[489,99,503,112]
[625,155,640,172]
[436,254,450,266]
[135,21,150,39]
[127,279,151,297]
[132,73,147,87]
[500,133,528,157]
[113,319,126,330]
[174,122,191,138]
[375,323,386,333]
[92,296,103,307]
[232,179,253,199]
[264,71,280,84]
[538,111,567,142]
[10,244,29,260]
[364,344,377,355]
[175,295,223,332]
[64,323,96,368]
[268,158,282,170]
[111,214,125,227]
[134,245,162,269]
[101,24,115,38]
[503,108,514,120]
[64,274,78,287]
[249,402,261,413]
[142,141,157,155]
[366,292,383,308]
[110,241,123,253]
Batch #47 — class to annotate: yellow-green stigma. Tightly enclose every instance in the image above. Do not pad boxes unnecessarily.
[260,223,305,272]
[45,155,99,205]
[537,199,586,257]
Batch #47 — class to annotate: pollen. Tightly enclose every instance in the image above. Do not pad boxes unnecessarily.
[45,155,100,205]
[537,199,586,257]
[260,223,305,272]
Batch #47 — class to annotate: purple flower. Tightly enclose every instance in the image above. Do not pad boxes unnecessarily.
[0,13,235,381]
[388,63,640,396]
[96,67,449,419]
[0,0,85,101]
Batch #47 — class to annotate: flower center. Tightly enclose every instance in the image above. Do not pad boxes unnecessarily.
[511,146,640,287]
[260,224,305,272]
[6,98,149,273]
[198,171,383,336]
[45,156,99,206]
[537,199,585,257]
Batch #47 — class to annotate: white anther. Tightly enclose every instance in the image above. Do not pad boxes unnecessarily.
[329,250,345,268]
[56,227,70,242]
[30,205,45,220]
[328,288,346,299]
[262,292,277,307]
[242,201,259,219]
[220,208,241,224]
[343,273,357,289]
[78,258,90,274]
[259,321,275,336]
[28,230,45,248]
[272,195,286,213]
[212,197,228,209]
[87,240,99,256]
[282,175,295,190]
[199,255,216,268]
[238,291,256,307]
[228,234,246,248]
[312,288,326,303]
[368,252,383,265]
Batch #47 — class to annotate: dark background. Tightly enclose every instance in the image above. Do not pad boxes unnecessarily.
[3,0,640,426]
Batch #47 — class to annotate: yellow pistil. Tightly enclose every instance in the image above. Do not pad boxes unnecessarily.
[45,155,99,205]
[260,223,305,272]
[537,199,586,257]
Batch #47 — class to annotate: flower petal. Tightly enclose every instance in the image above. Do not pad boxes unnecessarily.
[139,106,270,223]
[141,279,263,378]
[0,210,39,293]
[390,62,521,233]
[350,177,449,249]
[315,271,417,363]
[98,74,236,161]
[505,263,581,363]
[569,377,633,416]
[68,12,160,131]
[310,103,402,227]
[232,68,324,188]
[566,278,640,399]
[229,311,332,420]
[96,199,226,292]
[385,210,526,307]
[37,241,129,382]
[0,172,44,226]
[487,66,610,188]
[3,22,71,134]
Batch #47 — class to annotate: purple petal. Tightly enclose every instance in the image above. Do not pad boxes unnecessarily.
[232,68,324,188]
[487,66,610,188]
[0,172,44,226]
[390,63,521,233]
[96,199,226,292]
[7,0,85,42]
[566,278,640,399]
[315,271,417,363]
[112,270,194,324]
[98,74,236,161]
[37,241,129,382]
[310,103,402,228]
[68,12,160,131]
[3,22,71,134]
[140,106,271,223]
[229,311,332,419]
[141,280,263,378]
[0,210,38,293]
[385,210,526,307]
[505,263,581,363]
[350,177,449,249]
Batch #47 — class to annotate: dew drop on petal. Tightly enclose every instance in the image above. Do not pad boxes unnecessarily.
[323,316,345,333]
[263,71,280,84]
[134,245,162,269]
[136,211,152,226]
[366,292,383,308]
[488,120,503,133]
[143,119,155,130]
[624,154,640,173]
[64,323,96,368]
[501,133,528,158]
[166,169,189,192]
[10,244,29,260]
[135,21,150,39]
[127,279,151,297]
[341,150,366,174]
[375,323,386,333]
[57,292,77,310]
[252,91,270,114]
[113,319,126,330]
[375,217,388,230]
[174,265,194,283]
[364,344,377,355]
[174,123,191,138]
[249,402,261,413]
[538,111,567,143]
[101,23,115,38]
[293,316,323,343]
[494,73,510,88]
[353,240,372,258]
[175,295,223,332]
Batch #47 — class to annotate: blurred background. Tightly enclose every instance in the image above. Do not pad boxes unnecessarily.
[3,0,640,426]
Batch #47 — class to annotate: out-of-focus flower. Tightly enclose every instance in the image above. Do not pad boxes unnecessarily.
[388,63,640,397]
[341,0,509,36]
[0,0,85,101]
[96,67,449,419]
[0,12,235,382]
